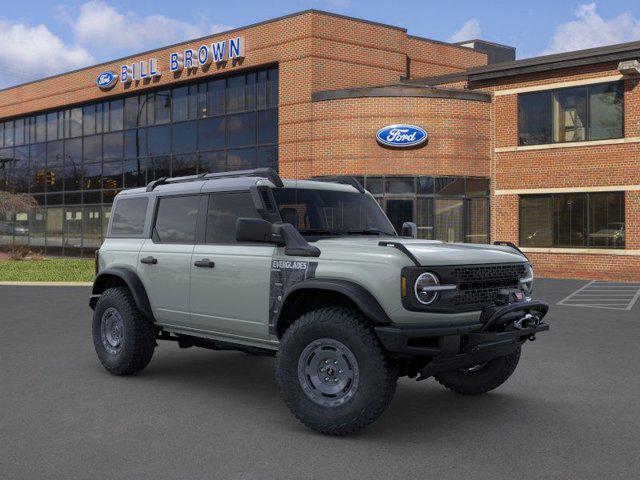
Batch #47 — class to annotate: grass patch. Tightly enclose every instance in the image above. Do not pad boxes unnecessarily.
[0,258,94,282]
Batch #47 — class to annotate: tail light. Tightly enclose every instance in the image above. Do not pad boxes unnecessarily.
[94,250,100,275]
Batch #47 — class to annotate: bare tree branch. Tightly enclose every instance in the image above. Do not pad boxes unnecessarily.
[0,192,37,216]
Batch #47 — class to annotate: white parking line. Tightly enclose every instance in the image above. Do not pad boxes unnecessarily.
[557,281,640,311]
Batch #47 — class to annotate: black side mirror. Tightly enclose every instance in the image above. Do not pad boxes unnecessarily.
[401,221,418,238]
[236,218,275,243]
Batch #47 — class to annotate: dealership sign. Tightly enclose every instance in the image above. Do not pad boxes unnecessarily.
[376,124,428,148]
[96,36,245,89]
[96,71,118,90]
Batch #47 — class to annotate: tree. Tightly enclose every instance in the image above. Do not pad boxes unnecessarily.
[0,191,37,216]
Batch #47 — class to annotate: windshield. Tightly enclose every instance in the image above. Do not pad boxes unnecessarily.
[272,188,396,237]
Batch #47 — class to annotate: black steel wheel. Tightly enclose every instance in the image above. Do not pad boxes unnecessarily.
[276,307,397,436]
[92,287,156,375]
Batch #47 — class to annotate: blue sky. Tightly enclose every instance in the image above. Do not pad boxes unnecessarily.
[1,0,640,88]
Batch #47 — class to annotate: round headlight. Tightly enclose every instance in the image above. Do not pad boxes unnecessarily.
[520,264,534,295]
[414,272,440,305]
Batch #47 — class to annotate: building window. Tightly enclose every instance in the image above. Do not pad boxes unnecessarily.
[518,82,623,145]
[519,192,625,248]
[0,65,278,256]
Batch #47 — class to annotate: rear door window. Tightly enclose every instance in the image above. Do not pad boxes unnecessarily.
[205,192,261,244]
[153,195,200,244]
[109,197,148,237]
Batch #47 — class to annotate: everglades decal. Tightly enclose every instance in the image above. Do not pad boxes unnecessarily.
[269,259,317,333]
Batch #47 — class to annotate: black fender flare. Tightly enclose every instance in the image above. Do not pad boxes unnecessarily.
[274,278,392,335]
[90,267,155,322]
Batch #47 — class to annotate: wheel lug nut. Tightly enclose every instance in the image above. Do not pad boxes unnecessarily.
[334,360,338,364]
[338,370,343,374]
[324,377,330,381]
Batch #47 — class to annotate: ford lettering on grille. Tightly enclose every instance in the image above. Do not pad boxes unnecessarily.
[376,124,428,148]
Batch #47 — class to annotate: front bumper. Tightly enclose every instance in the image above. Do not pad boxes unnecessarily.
[375,300,549,379]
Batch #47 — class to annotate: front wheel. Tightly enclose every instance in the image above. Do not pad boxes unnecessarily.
[434,347,521,395]
[275,307,397,436]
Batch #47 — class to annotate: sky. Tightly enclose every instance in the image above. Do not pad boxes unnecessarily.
[1,0,640,88]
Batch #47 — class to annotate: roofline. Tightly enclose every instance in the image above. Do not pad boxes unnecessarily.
[312,84,491,103]
[400,71,469,86]
[0,9,407,94]
[453,39,516,51]
[467,39,640,81]
[406,34,479,53]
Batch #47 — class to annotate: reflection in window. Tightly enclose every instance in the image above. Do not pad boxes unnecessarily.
[110,197,148,236]
[519,82,623,145]
[154,195,199,243]
[172,121,197,154]
[205,192,260,244]
[227,112,256,147]
[520,192,624,248]
[0,66,278,256]
[198,117,225,150]
[435,199,464,243]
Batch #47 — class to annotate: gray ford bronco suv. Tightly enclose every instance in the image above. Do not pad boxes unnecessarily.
[90,168,549,435]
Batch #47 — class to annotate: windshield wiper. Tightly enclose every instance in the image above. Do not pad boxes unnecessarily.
[298,229,345,236]
[346,229,392,236]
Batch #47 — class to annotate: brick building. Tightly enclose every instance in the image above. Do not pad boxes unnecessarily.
[0,10,638,281]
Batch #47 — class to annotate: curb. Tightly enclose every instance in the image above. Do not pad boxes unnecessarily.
[0,281,93,286]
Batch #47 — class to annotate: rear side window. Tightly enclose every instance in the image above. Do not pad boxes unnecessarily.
[109,197,148,237]
[153,195,200,244]
[205,192,261,244]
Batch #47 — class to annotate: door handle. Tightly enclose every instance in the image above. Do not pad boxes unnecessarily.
[194,258,215,268]
[140,256,157,265]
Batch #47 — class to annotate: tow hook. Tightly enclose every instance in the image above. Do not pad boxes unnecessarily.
[514,313,541,341]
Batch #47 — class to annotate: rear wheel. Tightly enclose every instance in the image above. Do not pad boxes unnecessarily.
[276,307,397,436]
[434,347,521,395]
[92,287,156,375]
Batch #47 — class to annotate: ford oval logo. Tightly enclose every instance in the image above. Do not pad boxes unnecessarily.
[376,124,428,148]
[96,71,118,90]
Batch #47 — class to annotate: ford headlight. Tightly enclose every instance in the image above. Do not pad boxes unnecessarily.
[519,264,534,295]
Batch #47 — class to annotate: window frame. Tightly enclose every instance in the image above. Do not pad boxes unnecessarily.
[517,81,624,146]
[518,192,625,249]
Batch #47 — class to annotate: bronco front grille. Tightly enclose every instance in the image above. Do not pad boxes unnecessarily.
[449,263,526,306]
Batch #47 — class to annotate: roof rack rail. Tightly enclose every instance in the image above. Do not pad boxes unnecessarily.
[203,168,284,187]
[313,176,365,193]
[145,168,283,192]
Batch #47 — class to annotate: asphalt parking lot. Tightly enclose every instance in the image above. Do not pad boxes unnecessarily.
[1,279,639,480]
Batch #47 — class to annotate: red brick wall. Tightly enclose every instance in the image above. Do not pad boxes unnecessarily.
[406,37,487,79]
[483,64,640,281]
[0,10,488,188]
[301,95,491,179]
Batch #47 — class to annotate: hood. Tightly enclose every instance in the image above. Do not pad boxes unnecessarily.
[313,236,527,266]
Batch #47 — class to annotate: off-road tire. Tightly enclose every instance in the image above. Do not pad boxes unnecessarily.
[434,347,521,395]
[276,307,398,436]
[92,287,156,375]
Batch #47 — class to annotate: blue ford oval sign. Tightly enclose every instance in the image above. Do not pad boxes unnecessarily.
[376,124,428,148]
[96,71,118,90]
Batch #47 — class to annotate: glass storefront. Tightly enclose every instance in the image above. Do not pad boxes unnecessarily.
[317,175,490,243]
[0,66,278,256]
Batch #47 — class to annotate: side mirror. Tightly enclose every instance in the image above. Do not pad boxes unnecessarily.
[236,218,275,243]
[401,221,418,238]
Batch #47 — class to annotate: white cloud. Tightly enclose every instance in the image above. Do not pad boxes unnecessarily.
[448,18,481,43]
[68,1,232,57]
[543,3,640,54]
[0,1,235,88]
[0,20,93,88]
